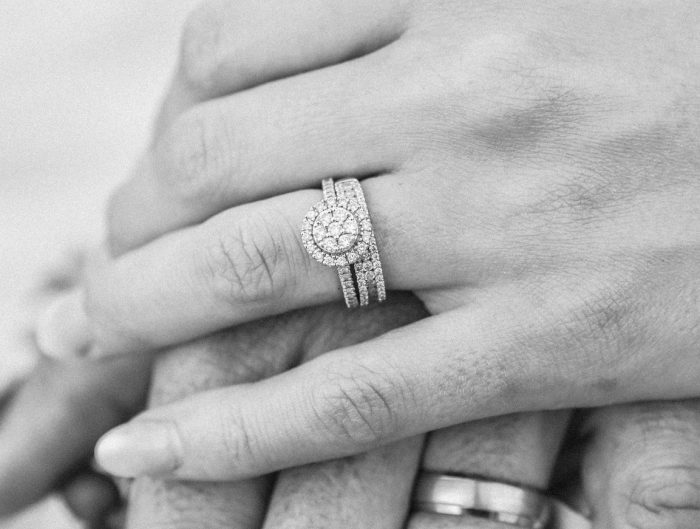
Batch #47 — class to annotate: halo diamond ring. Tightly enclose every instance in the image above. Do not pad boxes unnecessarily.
[302,178,386,308]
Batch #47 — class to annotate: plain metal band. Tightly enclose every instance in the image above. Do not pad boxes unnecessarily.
[322,178,359,308]
[413,473,550,529]
[550,500,592,529]
[414,503,541,528]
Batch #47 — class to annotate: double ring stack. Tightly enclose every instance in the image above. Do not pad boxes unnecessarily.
[302,178,386,308]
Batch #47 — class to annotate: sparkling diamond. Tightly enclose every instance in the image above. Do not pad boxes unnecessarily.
[344,218,358,232]
[327,222,343,238]
[337,234,354,249]
[311,206,359,254]
[323,238,339,252]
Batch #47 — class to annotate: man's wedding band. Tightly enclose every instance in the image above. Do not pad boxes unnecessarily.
[413,473,551,529]
[550,499,593,529]
[302,178,386,308]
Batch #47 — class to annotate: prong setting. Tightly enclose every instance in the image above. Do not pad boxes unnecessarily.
[302,197,370,266]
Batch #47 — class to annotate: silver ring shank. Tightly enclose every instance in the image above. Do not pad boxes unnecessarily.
[321,178,360,308]
[335,178,386,306]
[413,473,551,529]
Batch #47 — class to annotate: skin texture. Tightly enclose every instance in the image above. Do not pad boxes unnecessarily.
[11,1,700,527]
[6,356,700,528]
[581,402,700,529]
[46,0,700,481]
[122,291,572,529]
[125,295,427,529]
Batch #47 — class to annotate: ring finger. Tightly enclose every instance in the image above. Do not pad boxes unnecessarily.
[45,176,457,357]
[409,411,570,529]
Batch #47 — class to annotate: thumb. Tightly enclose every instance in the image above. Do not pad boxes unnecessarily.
[0,355,151,515]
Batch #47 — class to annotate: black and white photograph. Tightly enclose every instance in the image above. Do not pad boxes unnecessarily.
[1,1,699,528]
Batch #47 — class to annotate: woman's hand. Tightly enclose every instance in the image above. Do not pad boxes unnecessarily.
[7,299,700,528]
[38,0,700,480]
[114,293,700,529]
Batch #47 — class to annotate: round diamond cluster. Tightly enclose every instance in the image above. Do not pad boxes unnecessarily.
[312,207,358,254]
[302,198,372,266]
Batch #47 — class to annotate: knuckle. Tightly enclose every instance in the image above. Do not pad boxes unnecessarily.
[201,212,299,305]
[472,35,586,150]
[623,464,700,529]
[308,360,404,449]
[156,109,240,207]
[212,403,261,475]
[179,0,229,94]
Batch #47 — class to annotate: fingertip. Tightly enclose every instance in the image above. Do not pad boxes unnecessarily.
[36,289,92,359]
[61,472,121,526]
[95,421,182,479]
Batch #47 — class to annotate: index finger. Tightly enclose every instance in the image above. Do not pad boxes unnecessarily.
[123,294,426,529]
[124,313,307,529]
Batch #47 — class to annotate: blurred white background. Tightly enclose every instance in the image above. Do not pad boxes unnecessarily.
[1,1,198,526]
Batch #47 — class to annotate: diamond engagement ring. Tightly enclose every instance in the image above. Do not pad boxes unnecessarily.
[301,178,386,308]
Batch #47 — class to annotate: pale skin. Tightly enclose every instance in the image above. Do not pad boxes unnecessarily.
[3,263,700,528]
[24,0,700,525]
[6,292,700,528]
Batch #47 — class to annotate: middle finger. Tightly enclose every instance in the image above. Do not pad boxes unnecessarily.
[108,43,413,254]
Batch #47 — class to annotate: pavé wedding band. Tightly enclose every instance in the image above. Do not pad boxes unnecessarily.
[301,178,386,308]
[413,473,552,529]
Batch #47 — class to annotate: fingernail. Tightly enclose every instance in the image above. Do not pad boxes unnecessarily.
[36,289,92,358]
[95,421,182,478]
